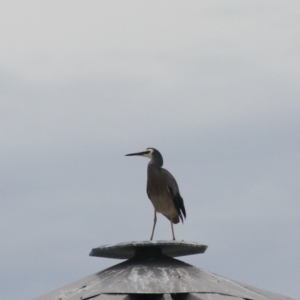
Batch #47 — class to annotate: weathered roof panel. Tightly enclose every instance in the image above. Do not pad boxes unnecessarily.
[33,241,297,300]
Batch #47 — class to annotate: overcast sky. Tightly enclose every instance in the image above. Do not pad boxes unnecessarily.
[1,1,299,299]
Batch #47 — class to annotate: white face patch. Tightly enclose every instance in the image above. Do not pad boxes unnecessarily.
[143,148,154,159]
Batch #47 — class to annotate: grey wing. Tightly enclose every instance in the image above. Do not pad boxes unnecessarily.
[161,168,186,223]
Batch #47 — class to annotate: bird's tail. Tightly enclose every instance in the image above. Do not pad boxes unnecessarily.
[174,193,186,223]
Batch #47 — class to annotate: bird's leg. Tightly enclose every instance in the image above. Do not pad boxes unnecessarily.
[171,221,176,240]
[150,210,157,240]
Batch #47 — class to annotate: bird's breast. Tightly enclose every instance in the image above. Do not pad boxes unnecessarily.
[147,178,178,220]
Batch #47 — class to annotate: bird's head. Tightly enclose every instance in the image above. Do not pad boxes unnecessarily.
[125,148,163,166]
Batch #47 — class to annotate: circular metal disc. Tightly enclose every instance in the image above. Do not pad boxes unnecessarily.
[89,240,207,259]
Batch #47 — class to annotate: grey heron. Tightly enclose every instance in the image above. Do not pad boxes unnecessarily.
[126,148,186,240]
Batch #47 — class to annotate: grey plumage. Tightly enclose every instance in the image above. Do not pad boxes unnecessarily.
[126,148,186,240]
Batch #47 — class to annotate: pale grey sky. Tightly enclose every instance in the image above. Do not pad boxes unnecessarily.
[1,1,299,299]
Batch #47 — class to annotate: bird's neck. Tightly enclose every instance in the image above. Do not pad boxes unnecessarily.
[147,162,161,173]
[149,156,163,168]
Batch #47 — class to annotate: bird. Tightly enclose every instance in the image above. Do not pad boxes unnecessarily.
[125,148,186,240]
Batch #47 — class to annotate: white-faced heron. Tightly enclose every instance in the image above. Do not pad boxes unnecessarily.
[126,148,186,240]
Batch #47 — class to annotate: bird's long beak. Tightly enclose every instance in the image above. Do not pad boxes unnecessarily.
[125,151,148,156]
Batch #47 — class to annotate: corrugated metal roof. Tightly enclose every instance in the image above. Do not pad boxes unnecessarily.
[33,241,297,300]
